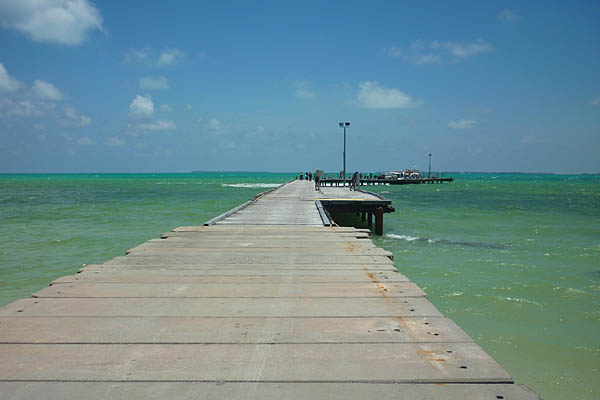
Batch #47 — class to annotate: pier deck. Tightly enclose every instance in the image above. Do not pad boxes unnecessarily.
[0,181,539,399]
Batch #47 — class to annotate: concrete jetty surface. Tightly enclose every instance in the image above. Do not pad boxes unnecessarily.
[0,180,540,399]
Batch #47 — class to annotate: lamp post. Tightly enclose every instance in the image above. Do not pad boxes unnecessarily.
[428,153,432,178]
[339,122,350,186]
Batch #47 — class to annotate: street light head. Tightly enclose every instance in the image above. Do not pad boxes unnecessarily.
[345,122,350,127]
[338,122,344,127]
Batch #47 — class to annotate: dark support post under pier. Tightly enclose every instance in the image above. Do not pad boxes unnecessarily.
[375,207,384,236]
[368,212,373,227]
[361,212,366,222]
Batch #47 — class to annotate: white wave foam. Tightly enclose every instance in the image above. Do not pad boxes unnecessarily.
[386,233,419,241]
[222,183,282,188]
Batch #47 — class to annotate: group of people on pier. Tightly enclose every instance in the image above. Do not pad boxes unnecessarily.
[298,170,324,191]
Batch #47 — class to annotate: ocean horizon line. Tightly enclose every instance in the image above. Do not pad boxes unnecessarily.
[1,170,599,176]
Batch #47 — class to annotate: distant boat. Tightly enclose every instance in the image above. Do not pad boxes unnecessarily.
[378,169,424,180]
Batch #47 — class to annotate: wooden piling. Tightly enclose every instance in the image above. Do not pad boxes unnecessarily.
[375,207,384,235]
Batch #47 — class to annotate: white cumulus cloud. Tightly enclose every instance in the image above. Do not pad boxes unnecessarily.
[139,119,175,131]
[0,62,21,92]
[0,0,103,46]
[139,76,169,91]
[129,94,154,119]
[356,81,423,109]
[159,104,173,112]
[33,80,63,100]
[448,119,477,129]
[157,48,185,66]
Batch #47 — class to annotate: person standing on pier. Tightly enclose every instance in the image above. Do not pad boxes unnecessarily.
[349,171,358,191]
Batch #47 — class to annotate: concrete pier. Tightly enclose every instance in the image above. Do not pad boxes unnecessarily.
[0,180,539,399]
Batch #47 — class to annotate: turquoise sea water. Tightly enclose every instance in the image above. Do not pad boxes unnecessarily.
[0,172,598,399]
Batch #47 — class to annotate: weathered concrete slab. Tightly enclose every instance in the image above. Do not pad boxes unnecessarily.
[102,254,395,265]
[81,263,398,271]
[0,382,543,400]
[53,271,410,283]
[125,247,393,257]
[138,238,378,248]
[174,225,370,232]
[0,316,471,344]
[125,241,378,253]
[161,231,370,239]
[0,343,512,382]
[34,282,426,298]
[0,297,443,317]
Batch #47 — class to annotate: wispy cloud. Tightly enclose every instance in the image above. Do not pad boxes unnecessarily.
[77,136,95,145]
[129,94,154,119]
[159,104,173,112]
[157,48,185,66]
[105,137,125,146]
[448,119,477,129]
[293,80,315,99]
[63,105,91,127]
[123,47,154,64]
[398,39,493,65]
[0,0,103,46]
[520,134,543,144]
[33,80,63,101]
[498,9,522,23]
[139,119,175,131]
[356,81,423,109]
[383,46,402,58]
[404,53,441,65]
[591,97,600,106]
[431,39,493,58]
[123,47,187,67]
[207,118,223,132]
[0,97,55,118]
[139,76,169,90]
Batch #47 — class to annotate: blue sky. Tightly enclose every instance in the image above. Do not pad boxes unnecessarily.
[0,1,599,173]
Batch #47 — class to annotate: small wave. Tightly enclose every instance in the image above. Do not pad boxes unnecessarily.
[501,296,541,306]
[222,183,282,188]
[386,233,419,241]
[564,287,587,296]
[385,233,506,249]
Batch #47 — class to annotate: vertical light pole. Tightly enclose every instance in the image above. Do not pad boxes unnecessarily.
[339,122,350,186]
[428,153,432,178]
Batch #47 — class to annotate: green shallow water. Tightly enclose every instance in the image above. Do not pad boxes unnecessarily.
[368,173,600,400]
[0,172,598,400]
